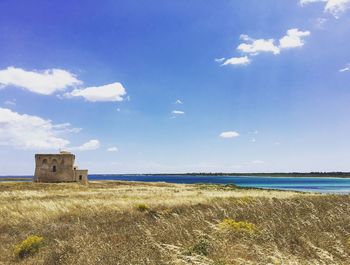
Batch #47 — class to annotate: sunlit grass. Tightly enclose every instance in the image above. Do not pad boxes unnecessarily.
[1,181,349,264]
[218,218,257,233]
[0,181,301,226]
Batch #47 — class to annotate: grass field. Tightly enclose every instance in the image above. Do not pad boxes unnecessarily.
[1,181,350,264]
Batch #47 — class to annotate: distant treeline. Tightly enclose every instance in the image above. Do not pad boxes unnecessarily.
[150,172,350,178]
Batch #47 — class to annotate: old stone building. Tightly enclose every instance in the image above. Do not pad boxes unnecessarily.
[34,151,88,184]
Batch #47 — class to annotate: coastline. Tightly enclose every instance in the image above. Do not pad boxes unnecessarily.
[3,175,350,194]
[3,172,350,179]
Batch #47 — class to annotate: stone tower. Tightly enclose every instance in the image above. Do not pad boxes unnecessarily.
[34,151,88,184]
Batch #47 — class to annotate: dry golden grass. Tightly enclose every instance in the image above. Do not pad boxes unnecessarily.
[1,181,350,264]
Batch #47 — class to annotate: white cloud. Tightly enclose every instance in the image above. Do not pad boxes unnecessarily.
[0,107,99,152]
[65,82,127,102]
[172,110,185,115]
[220,131,240,138]
[252,138,256,143]
[0,67,81,95]
[326,0,350,16]
[237,38,280,55]
[107,146,118,152]
[339,65,350,72]
[221,56,251,66]
[214,58,226,63]
[0,107,70,149]
[219,29,310,68]
[279,28,311,49]
[175,99,183,104]
[70,139,100,151]
[236,29,310,57]
[300,0,350,17]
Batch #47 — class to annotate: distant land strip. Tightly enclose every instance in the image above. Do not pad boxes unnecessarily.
[2,172,350,180]
[81,172,350,178]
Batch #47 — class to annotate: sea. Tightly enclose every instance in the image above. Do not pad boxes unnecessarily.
[2,174,350,194]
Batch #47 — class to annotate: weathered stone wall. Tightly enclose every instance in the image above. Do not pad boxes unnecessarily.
[75,169,88,185]
[34,154,76,182]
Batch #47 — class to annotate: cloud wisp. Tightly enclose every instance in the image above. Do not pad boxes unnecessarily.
[339,64,350,72]
[107,146,118,152]
[170,110,185,119]
[0,67,81,95]
[52,122,82,134]
[172,110,185,115]
[219,131,240,138]
[3,100,16,106]
[221,56,251,66]
[214,58,226,63]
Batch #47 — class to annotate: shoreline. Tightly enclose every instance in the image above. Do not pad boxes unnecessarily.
[0,179,345,194]
[2,172,350,179]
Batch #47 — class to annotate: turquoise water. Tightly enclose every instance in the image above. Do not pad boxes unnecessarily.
[2,174,350,193]
[88,174,350,193]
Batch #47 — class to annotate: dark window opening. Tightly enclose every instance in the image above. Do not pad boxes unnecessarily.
[79,175,82,181]
[52,165,56,172]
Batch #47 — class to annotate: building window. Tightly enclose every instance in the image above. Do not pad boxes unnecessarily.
[52,165,56,172]
[42,159,47,165]
[79,175,82,181]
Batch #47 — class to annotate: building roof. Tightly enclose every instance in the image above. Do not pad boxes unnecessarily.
[35,152,74,156]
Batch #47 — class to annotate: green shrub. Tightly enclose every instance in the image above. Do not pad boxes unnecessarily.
[14,235,44,258]
[218,218,257,233]
[136,203,150,212]
[184,239,211,256]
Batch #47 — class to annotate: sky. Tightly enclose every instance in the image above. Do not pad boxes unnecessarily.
[0,0,350,174]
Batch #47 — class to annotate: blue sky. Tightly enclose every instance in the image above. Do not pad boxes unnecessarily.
[0,0,350,174]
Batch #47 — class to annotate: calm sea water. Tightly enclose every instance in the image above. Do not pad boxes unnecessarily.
[2,174,350,193]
